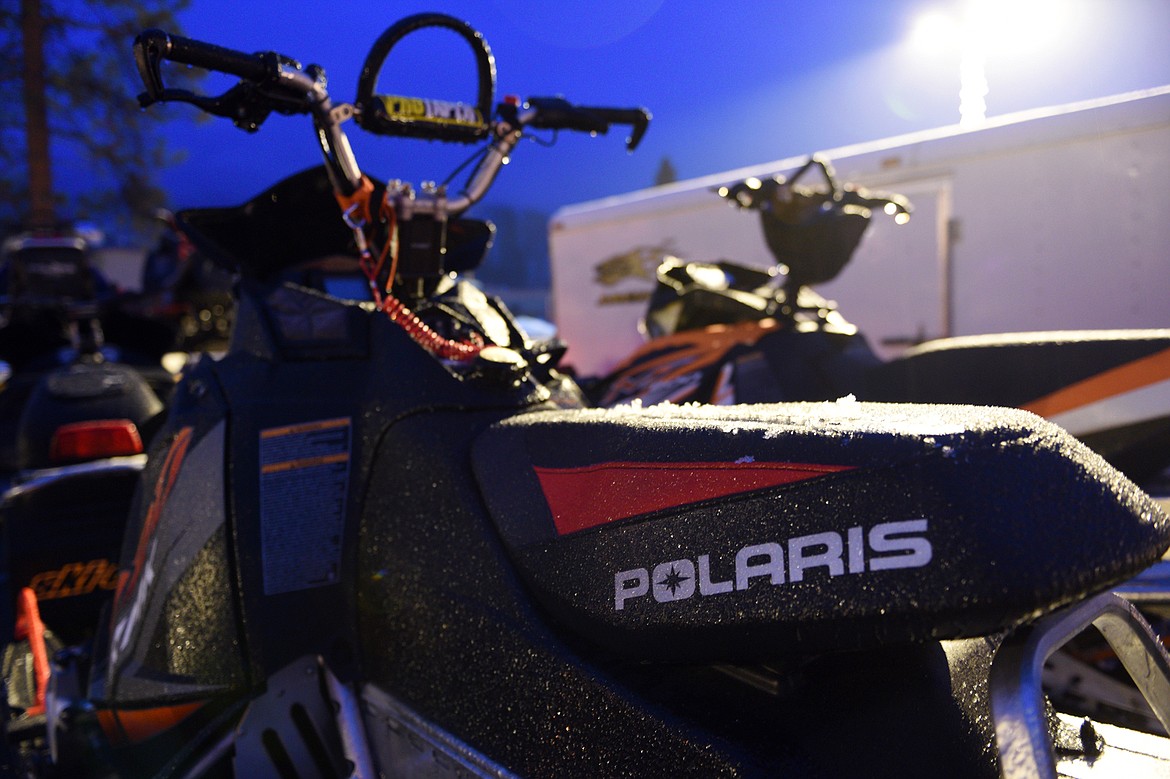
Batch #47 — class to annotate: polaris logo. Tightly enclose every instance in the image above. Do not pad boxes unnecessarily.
[614,519,932,610]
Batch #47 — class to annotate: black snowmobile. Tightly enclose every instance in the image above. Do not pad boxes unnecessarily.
[3,14,1170,779]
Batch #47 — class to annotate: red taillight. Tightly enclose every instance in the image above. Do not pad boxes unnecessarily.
[49,419,144,462]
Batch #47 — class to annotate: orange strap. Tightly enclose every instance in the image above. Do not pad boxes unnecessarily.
[375,193,400,293]
[333,175,376,227]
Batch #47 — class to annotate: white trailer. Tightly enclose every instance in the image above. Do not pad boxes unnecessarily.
[548,86,1170,377]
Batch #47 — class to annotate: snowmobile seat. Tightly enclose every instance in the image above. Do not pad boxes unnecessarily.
[472,401,1169,661]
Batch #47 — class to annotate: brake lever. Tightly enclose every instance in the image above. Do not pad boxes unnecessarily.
[133,29,170,103]
[582,107,651,151]
[138,82,277,132]
[626,110,650,152]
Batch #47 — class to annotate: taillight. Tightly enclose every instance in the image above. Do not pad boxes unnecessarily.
[49,419,144,462]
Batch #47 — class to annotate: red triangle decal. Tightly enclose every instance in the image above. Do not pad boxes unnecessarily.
[534,461,854,535]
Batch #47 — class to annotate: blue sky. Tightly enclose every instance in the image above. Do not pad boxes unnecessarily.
[154,0,1170,217]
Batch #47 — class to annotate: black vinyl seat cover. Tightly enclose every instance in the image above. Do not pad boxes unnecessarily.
[472,401,1169,661]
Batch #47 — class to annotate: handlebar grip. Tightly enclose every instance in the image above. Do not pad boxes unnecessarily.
[134,29,273,103]
[522,100,651,151]
[159,32,270,79]
[524,97,609,134]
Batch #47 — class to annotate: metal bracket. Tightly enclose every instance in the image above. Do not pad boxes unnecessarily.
[232,655,375,778]
[990,592,1170,778]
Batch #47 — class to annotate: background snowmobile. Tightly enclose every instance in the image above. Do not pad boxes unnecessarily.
[4,14,1170,779]
[128,209,236,356]
[589,157,1170,485]
[0,231,175,656]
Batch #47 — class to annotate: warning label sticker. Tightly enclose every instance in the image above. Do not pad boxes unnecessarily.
[259,417,351,595]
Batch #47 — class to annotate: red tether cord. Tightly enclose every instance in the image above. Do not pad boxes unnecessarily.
[343,185,484,361]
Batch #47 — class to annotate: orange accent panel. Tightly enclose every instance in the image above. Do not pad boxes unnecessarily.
[97,701,206,746]
[601,320,783,404]
[114,426,194,612]
[1023,346,1170,418]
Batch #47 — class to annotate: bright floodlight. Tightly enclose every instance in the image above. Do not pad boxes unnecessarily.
[910,9,959,55]
[911,0,1062,127]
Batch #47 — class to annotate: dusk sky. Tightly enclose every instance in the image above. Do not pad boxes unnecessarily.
[151,0,1170,218]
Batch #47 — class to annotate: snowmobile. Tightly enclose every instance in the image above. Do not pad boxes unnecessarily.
[0,231,173,650]
[589,157,1170,484]
[4,14,1170,778]
[131,209,236,355]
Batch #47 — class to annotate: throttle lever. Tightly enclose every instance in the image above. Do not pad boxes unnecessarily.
[579,106,651,151]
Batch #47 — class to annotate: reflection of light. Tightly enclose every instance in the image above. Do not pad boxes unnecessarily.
[744,177,762,190]
[894,212,911,225]
[162,352,189,375]
[690,263,730,290]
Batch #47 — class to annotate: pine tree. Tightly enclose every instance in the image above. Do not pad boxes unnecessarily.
[2,0,197,239]
[654,156,677,186]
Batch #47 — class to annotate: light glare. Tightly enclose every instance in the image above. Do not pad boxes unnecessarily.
[910,10,959,54]
[912,0,1067,127]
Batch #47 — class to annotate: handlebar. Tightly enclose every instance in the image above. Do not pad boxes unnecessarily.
[718,156,912,222]
[355,13,496,144]
[134,21,650,220]
[406,98,649,219]
[508,99,649,152]
[134,15,651,356]
[134,28,363,197]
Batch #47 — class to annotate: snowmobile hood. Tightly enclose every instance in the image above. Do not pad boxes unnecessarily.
[472,401,1170,661]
